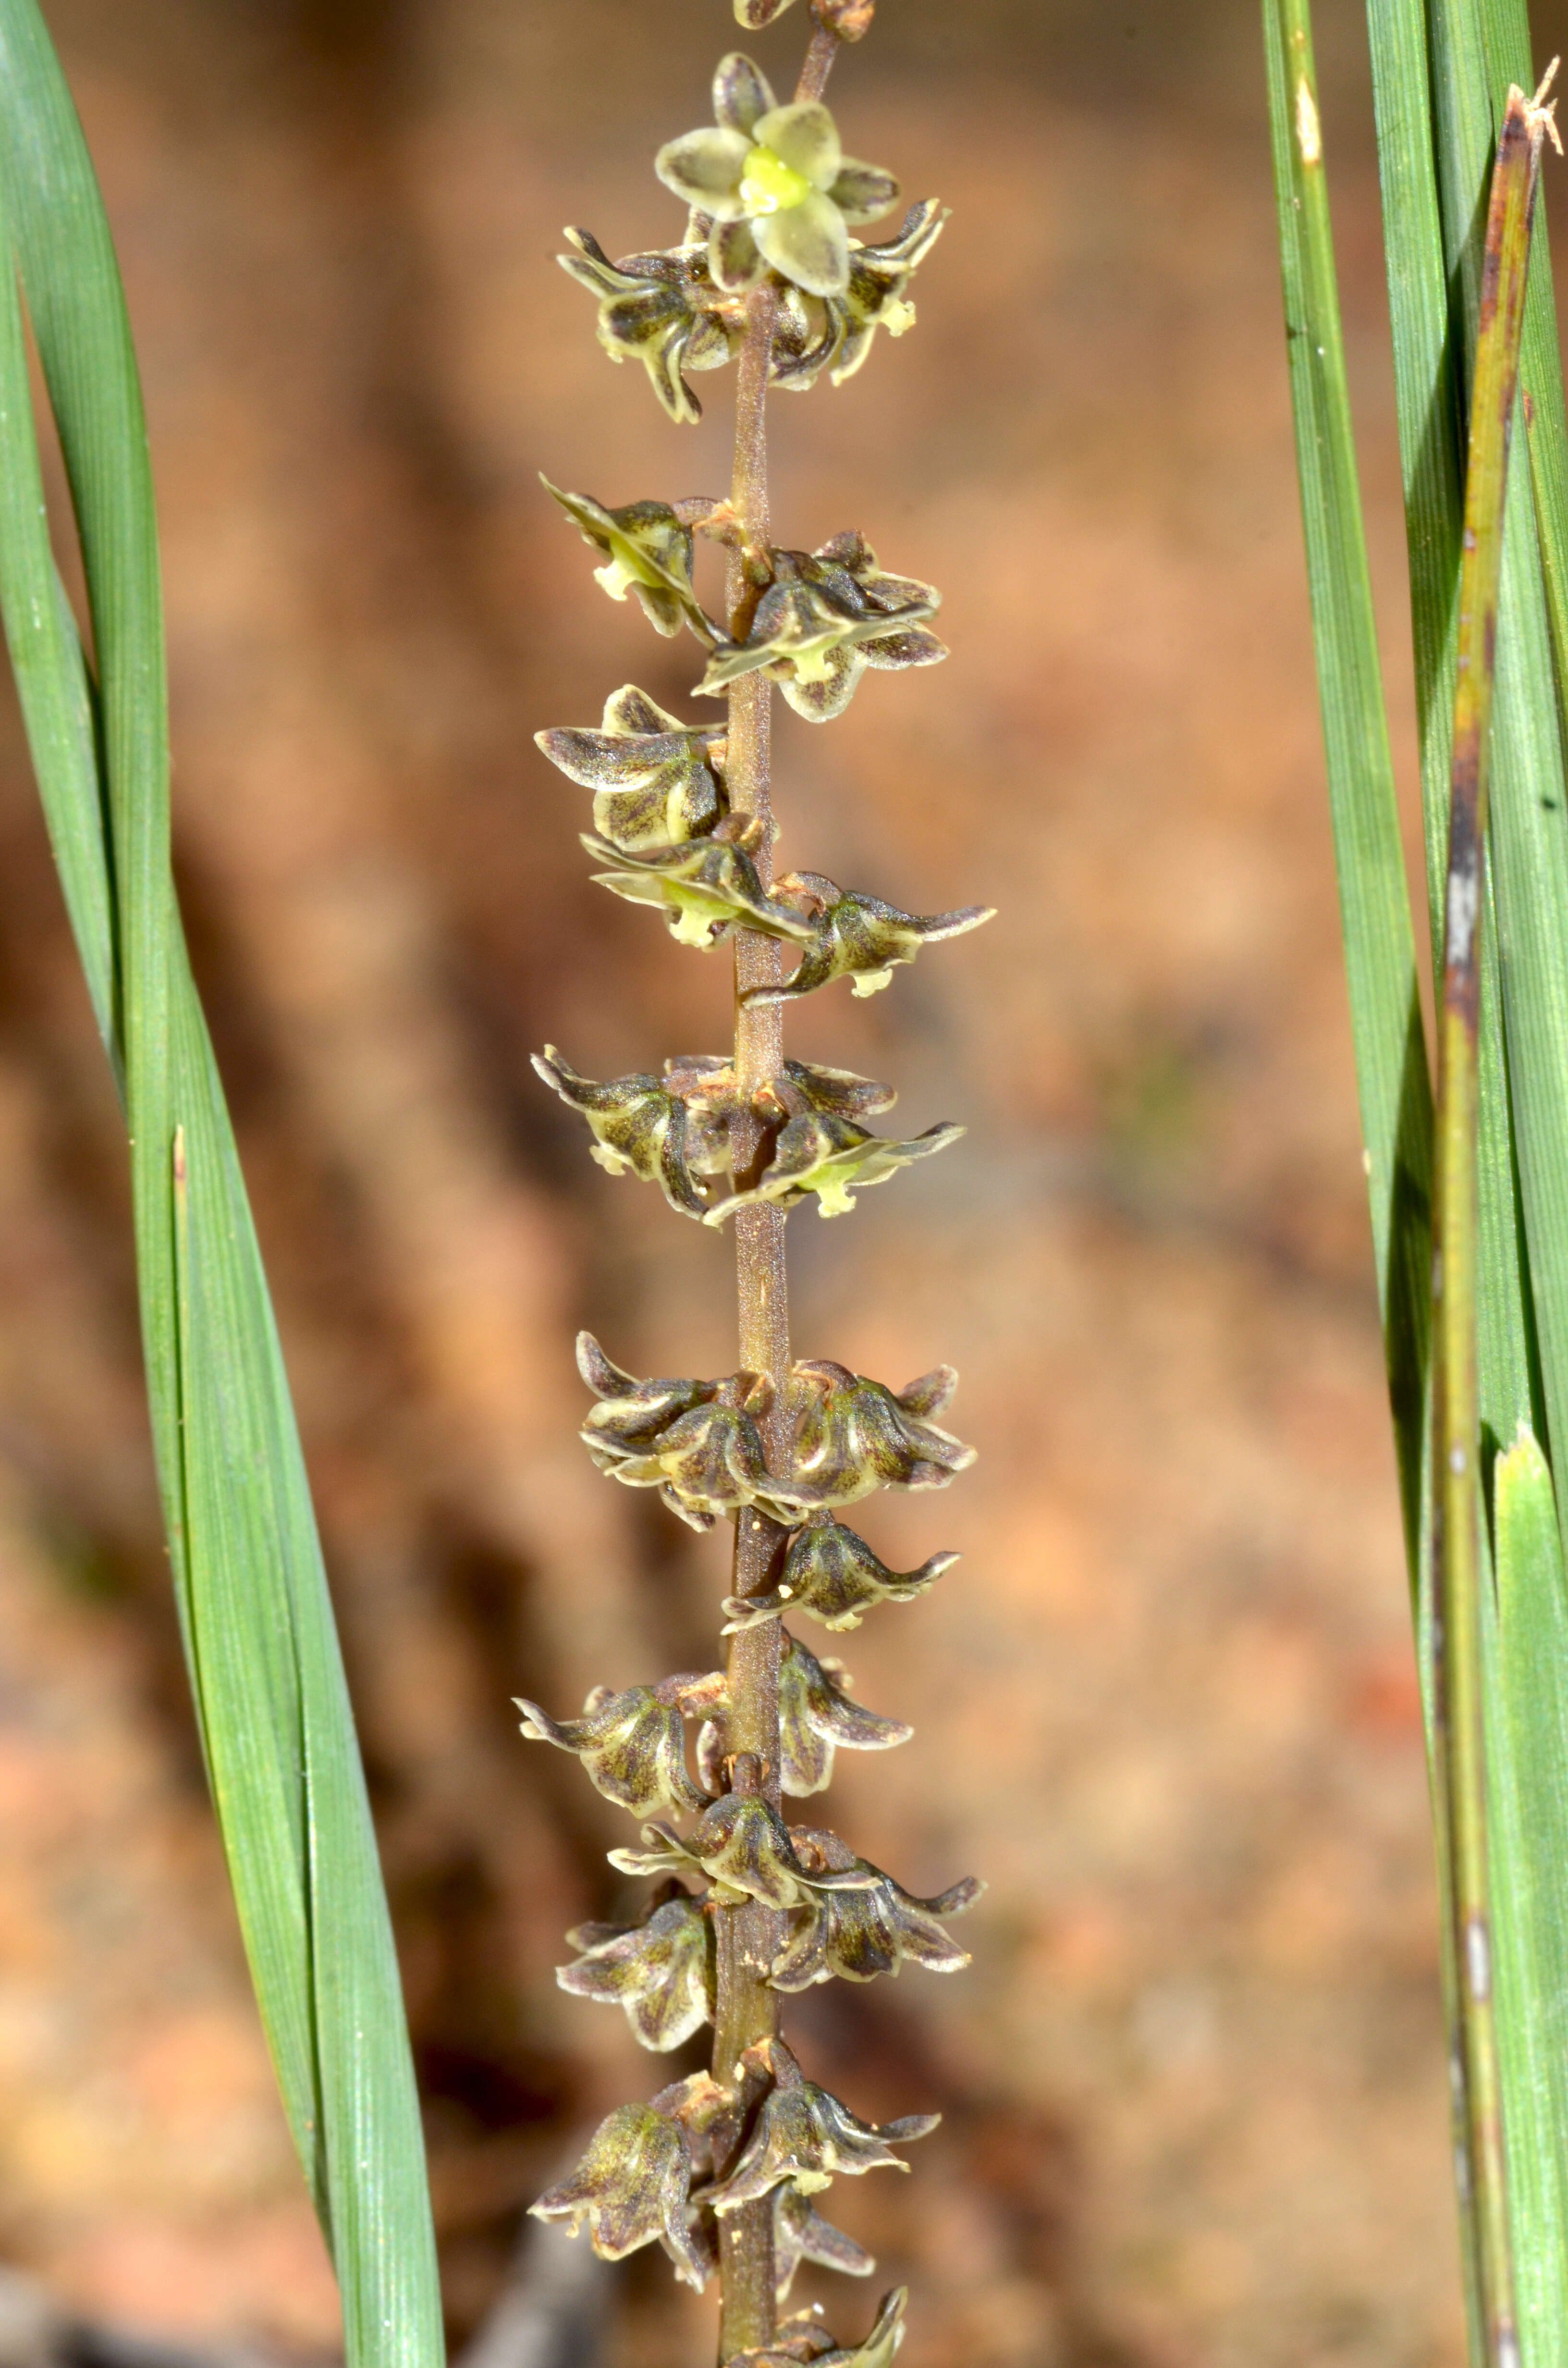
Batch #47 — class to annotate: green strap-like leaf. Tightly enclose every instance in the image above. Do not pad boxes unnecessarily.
[0,9,443,2364]
[1261,0,1432,1570]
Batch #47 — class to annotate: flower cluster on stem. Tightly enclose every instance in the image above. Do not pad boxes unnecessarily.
[526,5,989,2358]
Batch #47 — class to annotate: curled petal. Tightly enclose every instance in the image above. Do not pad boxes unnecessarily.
[516,1682,711,1818]
[714,52,776,136]
[779,1059,896,1122]
[746,884,993,1005]
[723,1516,958,1633]
[704,1112,964,1223]
[655,124,754,219]
[778,1631,911,1796]
[531,2097,708,2288]
[735,0,801,22]
[753,102,843,192]
[586,823,816,951]
[704,2041,938,2210]
[785,1361,976,1506]
[774,2186,875,2297]
[536,683,727,852]
[559,1890,715,2051]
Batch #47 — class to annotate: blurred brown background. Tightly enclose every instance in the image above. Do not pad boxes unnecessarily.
[2,0,1560,2362]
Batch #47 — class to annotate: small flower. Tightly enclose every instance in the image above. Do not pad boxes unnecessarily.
[703,1110,965,1223]
[772,1829,982,1987]
[536,685,728,854]
[516,1675,714,1818]
[557,229,739,425]
[655,56,899,301]
[542,476,715,639]
[774,2186,875,2297]
[723,1515,959,1634]
[772,202,948,395]
[576,1340,816,1529]
[727,2292,909,2368]
[697,534,944,723]
[786,1361,977,1506]
[610,1793,877,1910]
[558,1886,715,2051]
[745,876,994,1004]
[778,1631,911,1795]
[533,1048,723,1219]
[587,815,819,950]
[704,2039,938,2209]
[530,2072,724,2289]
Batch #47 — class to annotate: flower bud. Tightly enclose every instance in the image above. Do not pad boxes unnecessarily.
[723,1516,958,1633]
[745,876,994,1004]
[704,2039,937,2209]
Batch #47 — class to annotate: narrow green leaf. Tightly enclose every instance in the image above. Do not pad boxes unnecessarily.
[1489,1426,1568,2358]
[1261,0,1432,1569]
[0,9,443,2365]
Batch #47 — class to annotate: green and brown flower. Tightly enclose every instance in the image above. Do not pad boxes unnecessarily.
[726,2291,909,2368]
[774,2186,875,2297]
[772,1829,981,1987]
[703,2039,937,2209]
[656,56,898,300]
[610,1792,878,1911]
[531,2073,724,2289]
[786,1361,976,1505]
[558,1887,716,2051]
[777,1631,912,1795]
[773,201,948,393]
[698,533,944,722]
[587,816,818,950]
[536,685,728,853]
[703,1109,964,1222]
[516,1676,715,1818]
[745,876,994,1003]
[557,228,739,424]
[723,1516,959,1633]
[543,477,714,638]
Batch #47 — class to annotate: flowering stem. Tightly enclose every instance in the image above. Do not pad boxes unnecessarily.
[710,25,847,2357]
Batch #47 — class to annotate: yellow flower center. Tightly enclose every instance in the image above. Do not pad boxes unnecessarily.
[739,143,813,217]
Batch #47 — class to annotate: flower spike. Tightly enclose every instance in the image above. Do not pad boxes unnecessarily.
[530,2073,723,2289]
[558,1887,716,2052]
[703,1110,964,1223]
[516,1676,714,1818]
[703,2039,938,2210]
[697,535,944,723]
[786,1361,976,1505]
[655,59,899,301]
[542,477,716,640]
[778,1631,912,1795]
[723,1515,959,1633]
[536,685,728,853]
[745,876,994,1004]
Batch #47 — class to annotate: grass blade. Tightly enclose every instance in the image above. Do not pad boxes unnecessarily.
[1260,0,1432,1564]
[0,10,444,2363]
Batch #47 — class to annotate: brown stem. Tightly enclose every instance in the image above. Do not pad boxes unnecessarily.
[711,31,849,2361]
